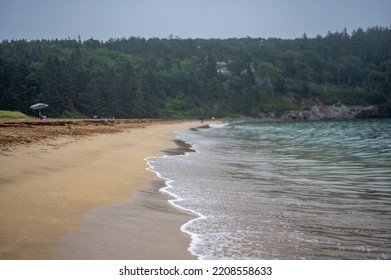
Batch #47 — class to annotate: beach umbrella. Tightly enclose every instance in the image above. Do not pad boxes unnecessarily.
[30,103,49,110]
[30,103,49,117]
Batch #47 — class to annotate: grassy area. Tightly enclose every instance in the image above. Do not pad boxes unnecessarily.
[0,110,30,119]
[58,110,87,119]
[259,96,301,112]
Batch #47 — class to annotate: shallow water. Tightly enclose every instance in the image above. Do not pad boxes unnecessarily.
[148,119,391,259]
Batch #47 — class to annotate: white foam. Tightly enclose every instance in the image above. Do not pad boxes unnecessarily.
[161,181,207,259]
[144,136,206,259]
[208,122,229,129]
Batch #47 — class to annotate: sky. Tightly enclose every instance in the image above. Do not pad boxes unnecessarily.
[1,0,390,41]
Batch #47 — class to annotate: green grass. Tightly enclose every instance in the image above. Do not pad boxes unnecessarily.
[58,110,87,119]
[259,96,301,112]
[0,110,30,119]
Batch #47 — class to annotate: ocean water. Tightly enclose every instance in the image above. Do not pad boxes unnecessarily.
[147,119,391,259]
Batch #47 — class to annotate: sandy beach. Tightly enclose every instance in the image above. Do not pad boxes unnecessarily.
[0,119,199,259]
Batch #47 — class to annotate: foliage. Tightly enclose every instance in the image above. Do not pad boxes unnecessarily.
[0,110,30,118]
[0,26,390,118]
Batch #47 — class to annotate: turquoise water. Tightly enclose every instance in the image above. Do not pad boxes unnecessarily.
[149,119,391,259]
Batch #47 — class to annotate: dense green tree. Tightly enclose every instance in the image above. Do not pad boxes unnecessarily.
[0,26,390,118]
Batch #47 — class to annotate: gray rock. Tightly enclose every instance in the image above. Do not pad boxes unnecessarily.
[273,105,390,121]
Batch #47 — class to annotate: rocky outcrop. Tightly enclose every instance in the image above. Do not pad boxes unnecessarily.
[261,105,391,120]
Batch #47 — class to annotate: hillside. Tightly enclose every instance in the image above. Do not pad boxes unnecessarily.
[1,26,390,118]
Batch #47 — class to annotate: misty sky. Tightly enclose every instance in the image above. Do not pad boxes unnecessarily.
[1,0,390,41]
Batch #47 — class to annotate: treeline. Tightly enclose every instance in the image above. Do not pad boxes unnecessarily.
[0,26,390,118]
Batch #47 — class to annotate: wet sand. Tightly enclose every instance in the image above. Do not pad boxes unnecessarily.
[0,119,198,259]
[53,179,195,259]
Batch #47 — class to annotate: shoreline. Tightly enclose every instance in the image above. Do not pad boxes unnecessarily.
[53,178,196,259]
[0,119,199,259]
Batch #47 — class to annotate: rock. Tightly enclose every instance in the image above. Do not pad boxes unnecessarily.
[271,105,390,121]
[378,106,391,118]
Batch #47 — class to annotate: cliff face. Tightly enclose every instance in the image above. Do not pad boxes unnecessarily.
[262,105,391,120]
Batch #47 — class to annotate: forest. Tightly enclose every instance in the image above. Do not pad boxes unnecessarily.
[0,26,390,118]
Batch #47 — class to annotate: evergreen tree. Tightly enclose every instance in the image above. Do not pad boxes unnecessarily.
[0,26,390,118]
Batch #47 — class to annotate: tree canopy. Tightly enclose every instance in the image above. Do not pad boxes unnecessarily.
[1,26,390,118]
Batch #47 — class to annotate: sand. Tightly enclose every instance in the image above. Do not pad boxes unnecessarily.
[0,119,199,259]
